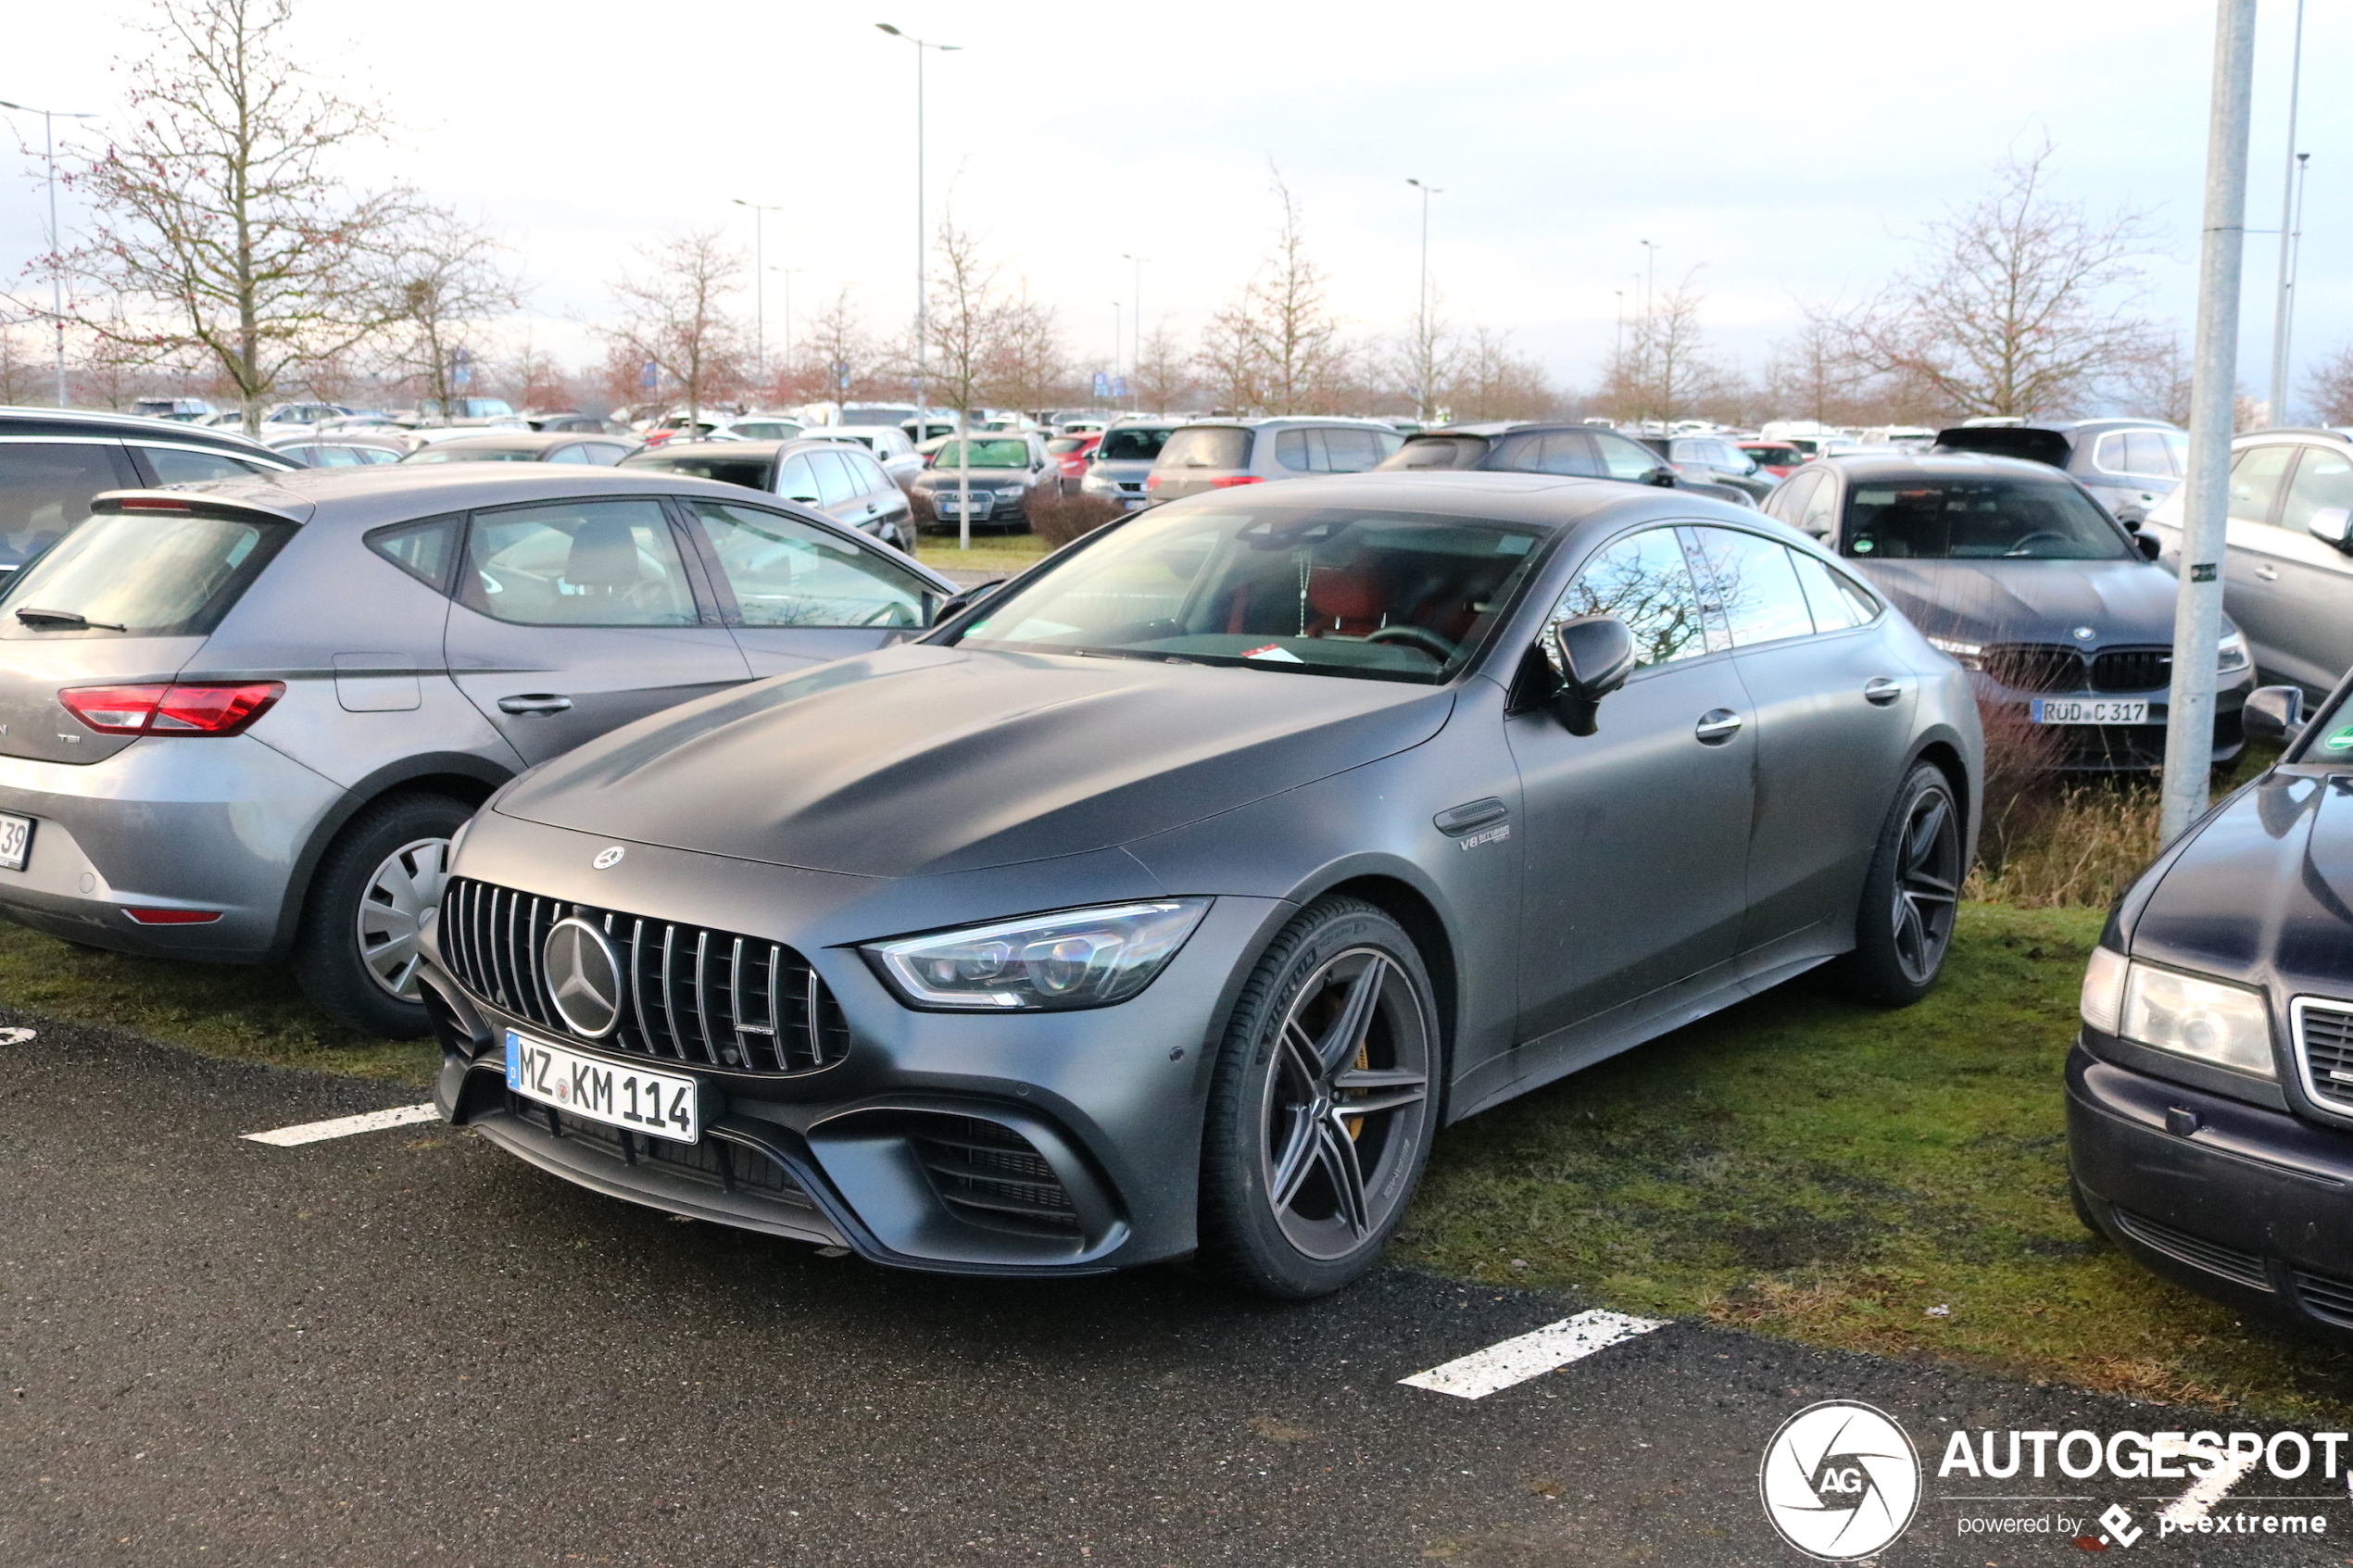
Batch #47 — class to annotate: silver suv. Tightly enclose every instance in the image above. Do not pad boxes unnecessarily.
[1142,417,1403,504]
[0,465,956,1035]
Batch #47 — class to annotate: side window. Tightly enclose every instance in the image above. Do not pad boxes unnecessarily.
[2228,445,2296,527]
[2121,431,2174,478]
[579,442,628,465]
[546,444,594,465]
[1273,429,1319,472]
[1374,431,1404,459]
[776,455,821,503]
[366,515,464,592]
[849,453,892,494]
[2279,446,2353,536]
[460,499,699,627]
[2092,432,2130,474]
[688,500,930,629]
[1554,527,1709,668]
[1591,432,1661,482]
[811,450,858,509]
[0,441,134,568]
[1684,527,1817,646]
[136,445,275,484]
[1800,474,1840,539]
[1764,470,1818,523]
[1791,551,1876,632]
[1324,429,1384,472]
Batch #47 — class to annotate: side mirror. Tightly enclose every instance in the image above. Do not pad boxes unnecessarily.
[1648,468,1677,488]
[1548,615,1636,736]
[2243,684,2305,749]
[2136,533,2163,561]
[2309,506,2353,552]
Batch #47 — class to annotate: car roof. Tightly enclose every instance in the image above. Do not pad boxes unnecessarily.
[412,431,609,454]
[0,404,282,454]
[1818,450,2084,483]
[1153,469,1766,531]
[622,439,796,459]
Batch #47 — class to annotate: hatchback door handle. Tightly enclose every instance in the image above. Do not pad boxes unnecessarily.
[2255,562,2280,582]
[1864,676,1905,706]
[497,694,573,716]
[1693,709,1743,744]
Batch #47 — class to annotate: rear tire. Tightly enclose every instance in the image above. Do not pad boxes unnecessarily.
[293,792,472,1037]
[1825,762,1963,1007]
[1198,897,1440,1299]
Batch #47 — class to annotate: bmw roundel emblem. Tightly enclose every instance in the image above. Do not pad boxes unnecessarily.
[543,917,624,1038]
[592,846,625,870]
[2071,626,2095,642]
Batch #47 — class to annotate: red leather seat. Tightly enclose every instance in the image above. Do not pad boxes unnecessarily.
[1305,564,1386,635]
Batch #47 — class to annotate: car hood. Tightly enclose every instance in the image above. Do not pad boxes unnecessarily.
[2130,771,2353,995]
[493,644,1457,878]
[1848,557,2181,646]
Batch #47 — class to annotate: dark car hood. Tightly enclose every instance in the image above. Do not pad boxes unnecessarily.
[494,645,1456,878]
[1934,426,2071,468]
[1848,558,2179,646]
[2130,772,2353,992]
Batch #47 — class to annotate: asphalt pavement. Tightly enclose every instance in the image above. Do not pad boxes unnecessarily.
[3,1011,2344,1568]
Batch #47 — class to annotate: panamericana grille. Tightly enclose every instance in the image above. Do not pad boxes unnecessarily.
[2293,1270,2353,1330]
[909,1115,1080,1236]
[2091,646,2171,693]
[2111,1207,2271,1291]
[440,876,849,1074]
[2298,1001,2353,1113]
[1982,643,2086,694]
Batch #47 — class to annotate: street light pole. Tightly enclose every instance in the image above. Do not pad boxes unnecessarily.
[2159,0,2259,844]
[2266,0,2305,425]
[1406,180,1443,421]
[731,199,784,392]
[0,99,99,408]
[776,267,804,395]
[875,25,961,438]
[1121,254,1149,411]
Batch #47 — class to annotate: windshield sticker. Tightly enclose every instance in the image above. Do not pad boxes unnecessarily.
[1241,644,1304,663]
[2325,722,2353,752]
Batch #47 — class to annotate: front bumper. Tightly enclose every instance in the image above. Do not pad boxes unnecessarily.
[2066,1040,2353,1331]
[423,818,1287,1276]
[0,734,342,960]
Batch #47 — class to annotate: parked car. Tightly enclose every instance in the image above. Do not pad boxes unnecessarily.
[707,416,806,444]
[1739,441,1806,479]
[412,397,522,425]
[422,469,1981,1295]
[401,433,639,467]
[910,433,1059,532]
[259,402,357,429]
[270,435,406,468]
[1076,419,1177,511]
[2137,427,2353,698]
[1760,450,2254,771]
[1629,433,1772,501]
[1376,421,1756,508]
[526,413,634,435]
[0,465,957,1035]
[1144,417,1404,505]
[131,397,218,423]
[0,406,297,574]
[2067,667,2353,1334]
[1934,418,2187,525]
[808,425,923,488]
[619,438,917,552]
[1047,432,1101,492]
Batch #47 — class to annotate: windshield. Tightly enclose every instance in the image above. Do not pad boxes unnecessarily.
[929,439,1029,469]
[1098,426,1172,461]
[0,510,293,636]
[623,453,772,489]
[842,408,914,426]
[409,445,539,463]
[1842,478,2131,560]
[1158,427,1251,470]
[950,505,1545,684]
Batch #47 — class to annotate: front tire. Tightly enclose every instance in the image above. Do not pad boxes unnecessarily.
[1827,762,1963,1006]
[293,792,472,1036]
[1199,897,1440,1299]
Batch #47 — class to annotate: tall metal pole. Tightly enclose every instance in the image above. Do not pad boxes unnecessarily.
[1111,300,1121,397]
[1,101,98,407]
[2159,0,2259,843]
[778,267,803,395]
[1122,254,1148,412]
[1406,180,1441,421]
[875,28,960,441]
[2266,0,2305,424]
[731,199,783,391]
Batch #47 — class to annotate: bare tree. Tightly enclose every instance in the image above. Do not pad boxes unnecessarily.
[1841,140,2160,419]
[1442,325,1556,421]
[983,282,1065,413]
[1600,271,1719,425]
[1194,304,1263,413]
[2115,332,2195,427]
[2303,344,2353,427]
[44,0,416,433]
[1763,307,1876,426]
[1127,320,1195,413]
[0,317,42,404]
[497,333,575,414]
[1228,173,1349,414]
[926,213,1005,421]
[1391,282,1460,422]
[603,229,748,428]
[375,209,521,419]
[791,285,876,405]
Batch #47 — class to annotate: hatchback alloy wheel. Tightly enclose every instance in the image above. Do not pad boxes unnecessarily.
[355,835,452,999]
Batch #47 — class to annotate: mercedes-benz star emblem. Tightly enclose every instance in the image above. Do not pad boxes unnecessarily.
[593,846,625,869]
[543,917,623,1038]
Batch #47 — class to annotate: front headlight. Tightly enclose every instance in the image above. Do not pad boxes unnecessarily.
[1926,635,1983,671]
[862,898,1212,1011]
[2111,960,2274,1078]
[2216,629,2250,675]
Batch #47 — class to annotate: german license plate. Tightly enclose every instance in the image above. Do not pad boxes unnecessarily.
[0,811,32,872]
[2032,697,2153,725]
[504,1029,698,1143]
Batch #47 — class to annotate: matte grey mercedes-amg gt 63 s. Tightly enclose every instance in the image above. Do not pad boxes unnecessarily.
[424,471,1983,1298]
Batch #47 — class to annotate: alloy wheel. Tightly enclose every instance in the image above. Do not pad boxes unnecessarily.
[1890,786,1961,985]
[1258,947,1432,1261]
[355,835,452,999]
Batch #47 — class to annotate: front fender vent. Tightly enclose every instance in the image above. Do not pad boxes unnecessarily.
[439,876,848,1075]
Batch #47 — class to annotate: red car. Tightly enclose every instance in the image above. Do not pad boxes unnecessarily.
[1047,432,1101,492]
[1739,441,1805,479]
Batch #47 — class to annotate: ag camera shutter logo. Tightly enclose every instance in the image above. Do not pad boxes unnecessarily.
[1759,1400,1921,1561]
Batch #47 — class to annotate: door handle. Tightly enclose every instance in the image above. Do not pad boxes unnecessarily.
[1693,709,1743,744]
[2255,562,2280,582]
[1864,676,1905,706]
[497,694,574,716]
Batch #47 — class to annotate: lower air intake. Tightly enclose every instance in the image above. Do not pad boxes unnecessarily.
[908,1115,1081,1236]
[2112,1207,2271,1291]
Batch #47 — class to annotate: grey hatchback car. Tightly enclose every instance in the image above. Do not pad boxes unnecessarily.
[0,466,955,1034]
[1143,418,1403,505]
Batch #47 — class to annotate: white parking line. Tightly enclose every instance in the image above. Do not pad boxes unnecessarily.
[0,1027,37,1046]
[2156,1437,2263,1529]
[241,1103,442,1147]
[1400,1309,1667,1399]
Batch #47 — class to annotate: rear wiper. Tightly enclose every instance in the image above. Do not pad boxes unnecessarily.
[15,607,126,632]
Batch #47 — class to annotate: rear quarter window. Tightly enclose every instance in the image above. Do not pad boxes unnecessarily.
[0,509,295,636]
[1158,427,1251,469]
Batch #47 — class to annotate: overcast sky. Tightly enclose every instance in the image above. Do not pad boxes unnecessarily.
[2,0,2346,413]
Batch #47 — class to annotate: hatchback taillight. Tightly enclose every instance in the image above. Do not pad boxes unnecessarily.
[1208,475,1265,488]
[59,682,285,736]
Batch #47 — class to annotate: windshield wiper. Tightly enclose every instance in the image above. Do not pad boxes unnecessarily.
[15,607,126,632]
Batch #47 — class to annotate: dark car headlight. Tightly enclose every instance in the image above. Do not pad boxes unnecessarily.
[2082,947,2274,1078]
[862,898,1212,1010]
